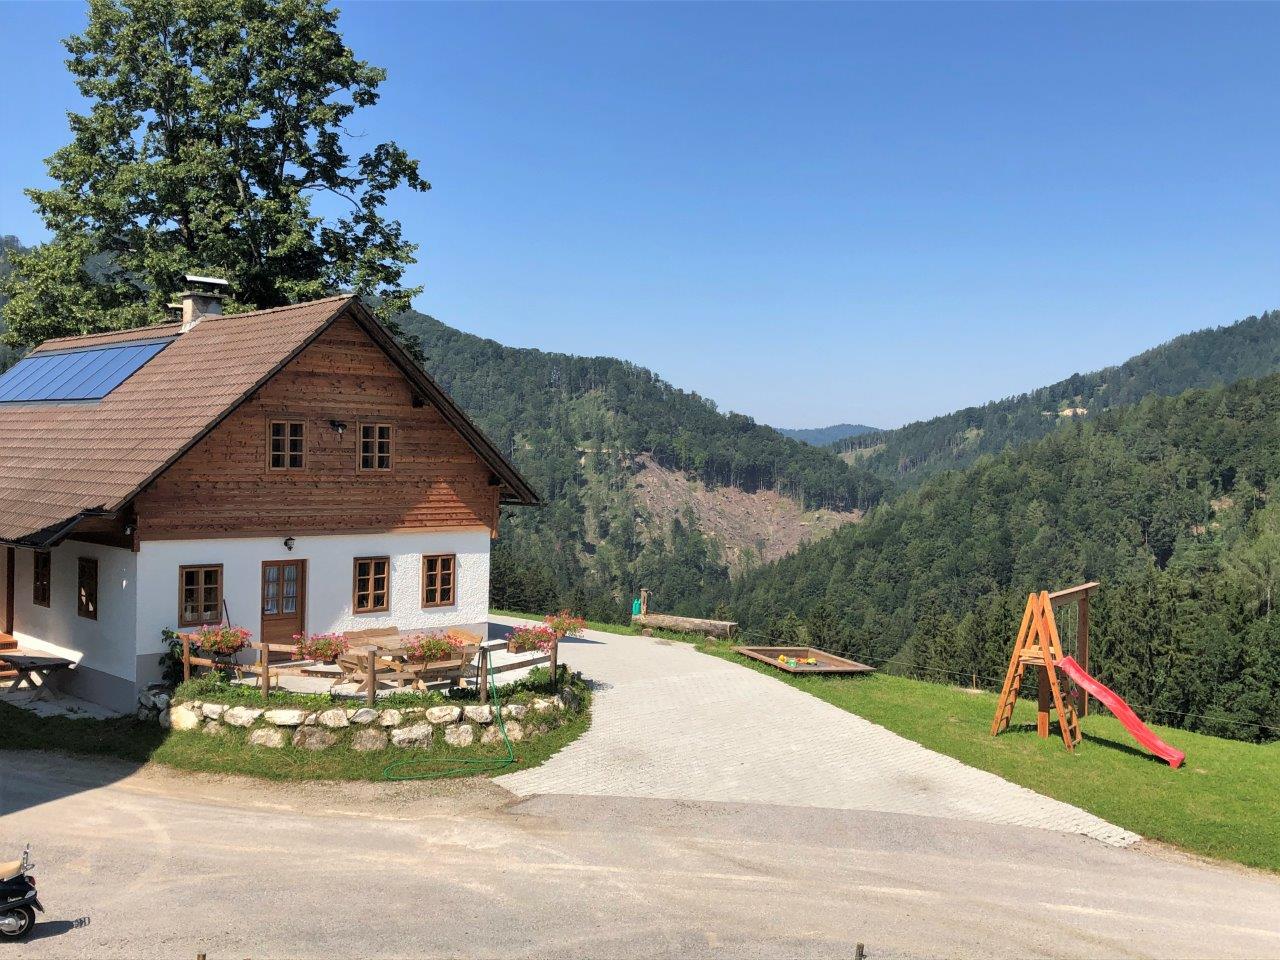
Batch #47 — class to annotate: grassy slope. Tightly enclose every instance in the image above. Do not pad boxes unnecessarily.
[697,641,1279,872]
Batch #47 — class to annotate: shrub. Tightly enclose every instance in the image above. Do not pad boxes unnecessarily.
[293,632,349,662]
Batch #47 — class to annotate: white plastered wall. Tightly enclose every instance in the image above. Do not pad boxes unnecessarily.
[134,529,491,658]
[10,541,139,683]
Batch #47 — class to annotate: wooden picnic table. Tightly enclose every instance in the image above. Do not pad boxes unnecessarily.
[0,652,75,700]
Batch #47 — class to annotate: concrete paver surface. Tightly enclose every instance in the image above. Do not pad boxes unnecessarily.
[496,620,1139,846]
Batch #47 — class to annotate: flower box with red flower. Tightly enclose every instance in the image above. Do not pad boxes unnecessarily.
[403,631,464,666]
[507,624,559,654]
[293,632,349,664]
[186,625,251,658]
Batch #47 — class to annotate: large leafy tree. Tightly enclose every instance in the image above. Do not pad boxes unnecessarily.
[1,0,428,347]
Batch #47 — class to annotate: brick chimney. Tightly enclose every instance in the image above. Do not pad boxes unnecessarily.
[175,274,229,331]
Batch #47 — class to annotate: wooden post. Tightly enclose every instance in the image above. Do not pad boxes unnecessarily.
[259,643,270,697]
[366,649,377,707]
[182,634,191,682]
[479,646,489,705]
[640,588,649,616]
[550,637,559,694]
[1036,665,1051,739]
[1076,595,1090,716]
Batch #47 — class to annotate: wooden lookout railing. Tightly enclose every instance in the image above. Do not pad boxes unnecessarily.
[180,635,290,696]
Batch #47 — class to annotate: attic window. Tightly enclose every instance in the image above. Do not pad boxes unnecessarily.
[269,420,305,470]
[359,423,393,471]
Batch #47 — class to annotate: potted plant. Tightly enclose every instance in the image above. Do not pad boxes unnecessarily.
[507,624,559,654]
[543,610,587,641]
[403,631,463,665]
[293,632,349,664]
[187,625,251,658]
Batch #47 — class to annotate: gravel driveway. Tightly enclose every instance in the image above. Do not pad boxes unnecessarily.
[494,618,1139,846]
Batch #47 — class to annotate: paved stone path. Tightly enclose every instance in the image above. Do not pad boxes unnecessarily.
[495,619,1140,847]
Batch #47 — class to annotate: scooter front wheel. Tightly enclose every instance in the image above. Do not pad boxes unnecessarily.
[0,906,35,940]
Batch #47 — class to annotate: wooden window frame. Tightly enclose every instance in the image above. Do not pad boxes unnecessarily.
[421,553,457,608]
[77,556,98,621]
[358,422,394,472]
[32,550,51,608]
[178,564,224,627]
[268,419,306,471]
[352,556,391,614]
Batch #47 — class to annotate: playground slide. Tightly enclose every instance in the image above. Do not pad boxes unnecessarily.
[1058,656,1185,769]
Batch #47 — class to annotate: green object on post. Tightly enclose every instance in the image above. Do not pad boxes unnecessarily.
[632,598,642,616]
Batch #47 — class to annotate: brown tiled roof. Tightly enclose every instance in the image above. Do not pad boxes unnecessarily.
[0,295,536,546]
[30,322,184,354]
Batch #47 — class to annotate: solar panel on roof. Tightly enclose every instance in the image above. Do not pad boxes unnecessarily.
[0,339,173,404]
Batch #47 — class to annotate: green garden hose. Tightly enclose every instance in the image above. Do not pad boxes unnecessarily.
[381,659,517,781]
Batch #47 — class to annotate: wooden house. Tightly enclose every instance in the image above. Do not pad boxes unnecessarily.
[0,291,538,710]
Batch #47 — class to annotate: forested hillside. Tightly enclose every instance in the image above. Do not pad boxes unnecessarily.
[730,373,1280,741]
[777,423,878,446]
[396,309,885,620]
[837,310,1280,487]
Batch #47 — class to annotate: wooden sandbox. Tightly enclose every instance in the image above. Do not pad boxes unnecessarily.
[735,646,875,675]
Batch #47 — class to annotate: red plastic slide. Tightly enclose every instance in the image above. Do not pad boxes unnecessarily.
[1058,656,1185,768]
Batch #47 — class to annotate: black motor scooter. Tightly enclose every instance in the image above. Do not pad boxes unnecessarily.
[0,846,42,941]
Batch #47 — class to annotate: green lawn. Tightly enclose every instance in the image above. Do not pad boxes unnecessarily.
[697,641,1280,873]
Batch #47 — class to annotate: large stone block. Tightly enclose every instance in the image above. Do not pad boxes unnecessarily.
[263,709,308,727]
[425,705,462,725]
[463,705,494,724]
[168,704,201,731]
[444,723,475,748]
[222,706,263,728]
[292,727,338,751]
[391,723,434,748]
[316,708,350,729]
[248,728,286,749]
[352,728,390,752]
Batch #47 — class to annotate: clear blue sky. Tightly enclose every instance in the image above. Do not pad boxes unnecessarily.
[1,2,1277,429]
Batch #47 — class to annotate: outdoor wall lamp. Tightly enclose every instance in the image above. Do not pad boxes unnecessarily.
[329,419,347,436]
[284,537,296,552]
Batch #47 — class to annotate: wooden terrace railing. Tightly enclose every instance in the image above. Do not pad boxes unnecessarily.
[180,634,561,706]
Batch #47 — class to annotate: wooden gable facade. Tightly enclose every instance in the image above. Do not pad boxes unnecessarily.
[131,312,502,541]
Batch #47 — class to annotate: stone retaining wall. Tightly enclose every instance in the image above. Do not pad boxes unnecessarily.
[150,689,581,753]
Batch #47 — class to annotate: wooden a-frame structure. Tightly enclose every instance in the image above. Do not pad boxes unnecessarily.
[990,590,1082,750]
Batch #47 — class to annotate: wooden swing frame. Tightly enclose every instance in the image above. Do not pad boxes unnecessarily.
[990,583,1097,751]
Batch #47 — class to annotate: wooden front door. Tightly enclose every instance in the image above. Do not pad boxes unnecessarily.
[260,559,306,652]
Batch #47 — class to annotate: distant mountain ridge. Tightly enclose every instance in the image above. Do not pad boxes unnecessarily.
[835,309,1280,486]
[395,308,885,620]
[777,423,879,446]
